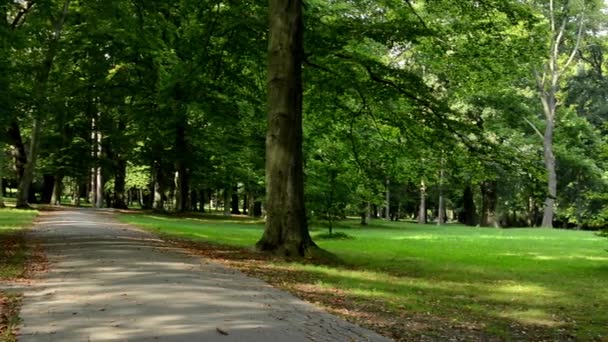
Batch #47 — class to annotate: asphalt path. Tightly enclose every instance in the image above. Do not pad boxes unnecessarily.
[18,209,390,342]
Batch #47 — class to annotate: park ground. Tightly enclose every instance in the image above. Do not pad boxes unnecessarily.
[119,213,608,341]
[0,208,39,342]
[0,203,607,341]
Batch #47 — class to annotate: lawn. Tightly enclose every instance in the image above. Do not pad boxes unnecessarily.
[0,208,38,341]
[0,209,37,279]
[119,213,608,341]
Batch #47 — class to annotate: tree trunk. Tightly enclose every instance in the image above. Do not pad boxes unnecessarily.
[418,180,427,224]
[253,200,262,217]
[153,165,164,212]
[199,189,206,212]
[223,187,231,216]
[231,184,241,214]
[113,158,128,209]
[480,181,499,228]
[0,148,4,208]
[437,156,446,225]
[40,174,54,204]
[256,0,316,257]
[16,118,42,208]
[7,121,26,180]
[360,202,368,225]
[95,163,103,208]
[385,178,390,220]
[463,184,477,226]
[190,189,198,211]
[242,191,248,215]
[94,126,103,208]
[541,118,556,228]
[72,182,80,206]
[51,174,63,205]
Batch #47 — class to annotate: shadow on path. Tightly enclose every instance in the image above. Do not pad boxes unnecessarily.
[20,209,389,342]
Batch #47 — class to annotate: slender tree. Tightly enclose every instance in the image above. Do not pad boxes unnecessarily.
[535,0,586,227]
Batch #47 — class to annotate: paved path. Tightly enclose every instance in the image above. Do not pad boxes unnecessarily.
[19,209,390,342]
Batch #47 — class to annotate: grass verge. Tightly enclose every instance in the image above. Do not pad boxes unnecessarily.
[119,213,608,341]
[0,209,39,341]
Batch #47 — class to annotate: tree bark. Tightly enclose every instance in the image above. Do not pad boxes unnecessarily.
[199,189,206,212]
[40,174,54,204]
[51,174,63,205]
[152,165,164,212]
[418,180,427,224]
[385,178,390,220]
[7,121,26,180]
[0,148,4,208]
[231,184,241,214]
[463,184,477,226]
[541,119,556,227]
[113,158,128,209]
[190,189,198,211]
[256,0,316,257]
[437,156,446,225]
[480,181,499,228]
[223,187,231,216]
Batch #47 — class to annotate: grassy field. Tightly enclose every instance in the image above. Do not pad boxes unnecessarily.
[119,213,608,340]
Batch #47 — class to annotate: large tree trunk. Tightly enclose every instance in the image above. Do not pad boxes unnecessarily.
[231,184,241,214]
[152,165,164,212]
[16,0,71,208]
[480,180,499,228]
[7,121,26,180]
[462,184,477,226]
[40,174,54,204]
[256,0,316,257]
[51,174,63,205]
[113,158,128,209]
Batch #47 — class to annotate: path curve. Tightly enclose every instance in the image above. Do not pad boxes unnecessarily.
[19,209,390,342]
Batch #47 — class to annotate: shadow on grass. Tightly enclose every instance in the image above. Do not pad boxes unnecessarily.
[170,237,606,341]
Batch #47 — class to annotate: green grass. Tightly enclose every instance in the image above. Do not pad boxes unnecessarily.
[119,214,608,340]
[0,209,37,279]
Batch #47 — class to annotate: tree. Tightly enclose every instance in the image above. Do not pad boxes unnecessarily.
[533,0,590,227]
[256,0,317,257]
[15,0,72,208]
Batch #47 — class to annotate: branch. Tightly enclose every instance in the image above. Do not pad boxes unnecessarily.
[562,13,585,71]
[10,1,36,30]
[524,117,544,140]
[403,0,429,32]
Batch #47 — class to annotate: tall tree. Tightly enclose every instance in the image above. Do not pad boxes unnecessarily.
[256,0,317,257]
[535,0,587,227]
[15,0,71,208]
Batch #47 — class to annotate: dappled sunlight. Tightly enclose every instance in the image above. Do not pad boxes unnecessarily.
[20,209,387,341]
[119,212,608,340]
[498,309,565,327]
